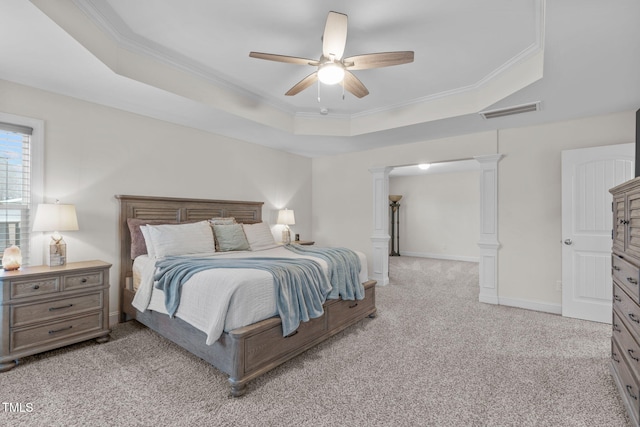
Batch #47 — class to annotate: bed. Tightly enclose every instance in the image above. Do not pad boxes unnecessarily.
[116,195,377,396]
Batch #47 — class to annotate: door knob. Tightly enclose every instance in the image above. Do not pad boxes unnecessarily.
[564,239,573,245]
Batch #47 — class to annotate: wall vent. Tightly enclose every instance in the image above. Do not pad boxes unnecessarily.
[479,101,541,119]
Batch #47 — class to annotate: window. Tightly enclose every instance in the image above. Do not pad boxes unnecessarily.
[0,114,43,266]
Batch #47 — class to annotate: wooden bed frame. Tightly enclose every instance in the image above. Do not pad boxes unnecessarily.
[116,195,377,396]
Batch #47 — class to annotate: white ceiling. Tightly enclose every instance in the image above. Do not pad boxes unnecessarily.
[1,0,639,157]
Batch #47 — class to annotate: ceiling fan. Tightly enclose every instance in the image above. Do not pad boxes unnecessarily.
[249,11,414,98]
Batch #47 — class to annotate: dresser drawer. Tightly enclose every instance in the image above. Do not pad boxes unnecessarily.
[62,270,104,291]
[612,339,640,421]
[10,312,103,353]
[613,255,640,300]
[10,276,60,299]
[613,310,640,380]
[614,283,640,337]
[11,292,103,328]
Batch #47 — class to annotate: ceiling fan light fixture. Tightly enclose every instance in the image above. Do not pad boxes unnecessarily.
[317,62,345,85]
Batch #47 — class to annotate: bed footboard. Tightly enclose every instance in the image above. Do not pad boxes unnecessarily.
[134,280,376,396]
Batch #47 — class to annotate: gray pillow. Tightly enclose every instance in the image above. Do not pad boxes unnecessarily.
[212,224,250,251]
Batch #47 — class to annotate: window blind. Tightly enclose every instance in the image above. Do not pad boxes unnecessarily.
[0,123,32,265]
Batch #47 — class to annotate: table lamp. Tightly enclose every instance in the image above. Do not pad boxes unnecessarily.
[277,209,295,244]
[32,202,79,266]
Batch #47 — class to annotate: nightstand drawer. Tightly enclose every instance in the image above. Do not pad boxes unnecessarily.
[63,271,104,291]
[10,312,103,353]
[10,277,60,299]
[11,292,103,328]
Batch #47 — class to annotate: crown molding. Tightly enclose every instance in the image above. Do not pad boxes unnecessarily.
[70,0,545,135]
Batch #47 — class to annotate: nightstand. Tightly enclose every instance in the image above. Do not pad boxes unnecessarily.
[0,260,111,372]
[292,240,315,245]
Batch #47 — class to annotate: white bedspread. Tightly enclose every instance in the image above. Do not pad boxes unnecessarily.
[132,246,368,345]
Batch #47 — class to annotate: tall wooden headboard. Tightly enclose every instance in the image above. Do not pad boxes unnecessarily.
[115,195,263,320]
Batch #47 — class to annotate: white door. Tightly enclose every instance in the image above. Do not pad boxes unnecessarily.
[561,143,634,323]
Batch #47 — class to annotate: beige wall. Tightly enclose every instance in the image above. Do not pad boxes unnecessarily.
[0,80,313,322]
[313,111,636,311]
[389,170,480,261]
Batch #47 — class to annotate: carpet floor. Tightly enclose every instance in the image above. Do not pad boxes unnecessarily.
[0,256,631,426]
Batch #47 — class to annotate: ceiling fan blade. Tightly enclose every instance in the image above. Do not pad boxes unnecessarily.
[342,71,369,98]
[285,72,319,96]
[322,11,348,60]
[343,51,414,70]
[249,52,318,66]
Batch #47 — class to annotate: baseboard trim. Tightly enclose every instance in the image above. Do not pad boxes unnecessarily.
[399,251,480,263]
[498,296,562,315]
[109,312,120,327]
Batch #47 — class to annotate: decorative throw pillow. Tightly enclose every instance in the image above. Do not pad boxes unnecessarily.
[208,217,236,225]
[212,224,250,252]
[209,217,237,251]
[145,221,216,258]
[242,222,278,251]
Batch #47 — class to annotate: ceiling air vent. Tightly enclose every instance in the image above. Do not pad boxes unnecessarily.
[479,101,540,120]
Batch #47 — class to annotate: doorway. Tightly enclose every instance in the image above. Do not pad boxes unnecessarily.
[370,154,502,303]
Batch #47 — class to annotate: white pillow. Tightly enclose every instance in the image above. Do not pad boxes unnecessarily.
[242,222,278,251]
[140,225,155,258]
[145,221,216,258]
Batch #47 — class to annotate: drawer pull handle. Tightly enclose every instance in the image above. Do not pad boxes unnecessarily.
[628,277,638,285]
[613,323,622,333]
[81,278,88,283]
[348,302,358,309]
[48,325,72,335]
[285,330,298,338]
[33,285,40,290]
[629,313,640,324]
[629,349,640,362]
[613,351,621,363]
[628,385,638,400]
[49,304,73,312]
[614,294,622,302]
[613,265,621,271]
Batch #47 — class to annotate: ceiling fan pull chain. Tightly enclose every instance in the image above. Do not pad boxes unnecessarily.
[317,80,321,103]
[342,83,345,100]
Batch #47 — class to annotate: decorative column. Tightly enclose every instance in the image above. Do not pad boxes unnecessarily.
[474,154,504,304]
[370,166,391,286]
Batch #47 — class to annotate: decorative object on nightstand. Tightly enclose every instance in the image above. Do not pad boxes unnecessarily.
[389,195,402,256]
[277,208,295,244]
[0,260,111,372]
[2,245,22,271]
[32,201,79,266]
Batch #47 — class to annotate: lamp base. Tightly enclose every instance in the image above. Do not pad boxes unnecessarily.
[281,229,291,244]
[49,239,67,266]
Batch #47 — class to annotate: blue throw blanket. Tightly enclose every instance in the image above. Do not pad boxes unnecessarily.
[284,244,364,301]
[154,256,332,337]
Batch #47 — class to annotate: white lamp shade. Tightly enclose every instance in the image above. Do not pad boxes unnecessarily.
[32,204,79,232]
[277,209,295,226]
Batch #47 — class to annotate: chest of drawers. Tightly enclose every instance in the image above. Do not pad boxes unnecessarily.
[0,260,111,371]
[610,177,640,426]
